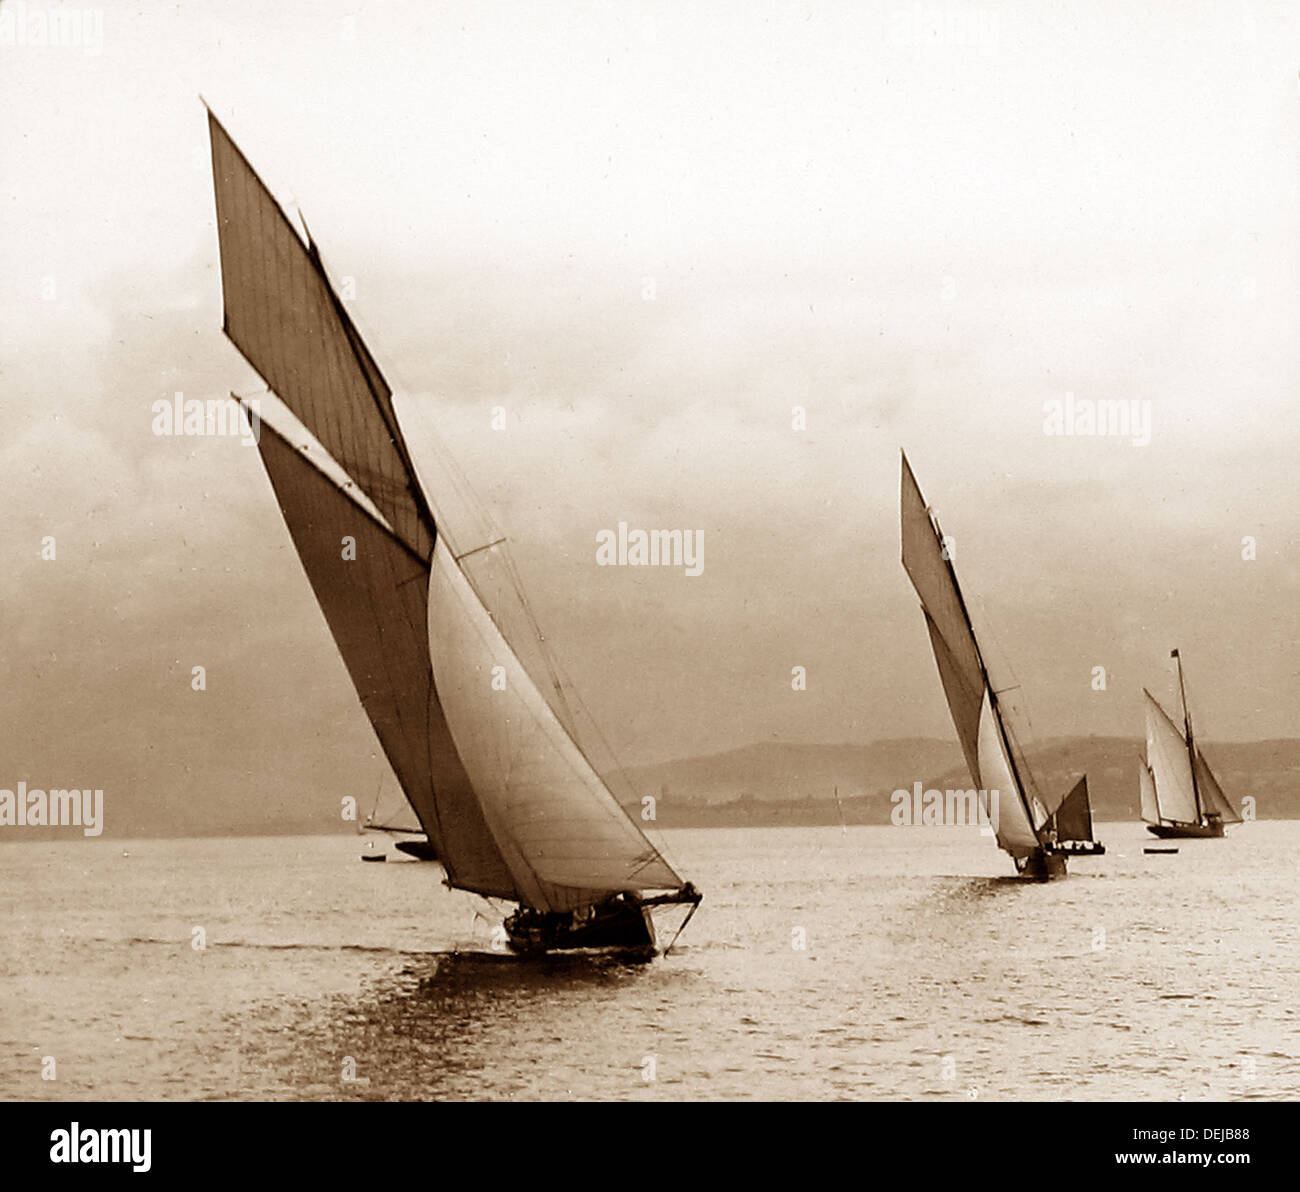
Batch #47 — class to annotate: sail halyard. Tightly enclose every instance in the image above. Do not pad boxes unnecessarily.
[900,453,1048,857]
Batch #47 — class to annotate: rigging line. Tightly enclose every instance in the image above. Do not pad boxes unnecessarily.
[981,609,1045,778]
[454,537,508,563]
[393,407,575,745]
[494,545,580,735]
[399,400,497,558]
[474,534,641,817]
[528,644,679,872]
[447,551,677,888]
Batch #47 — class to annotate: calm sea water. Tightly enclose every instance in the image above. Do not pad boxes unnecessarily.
[2,823,1296,1101]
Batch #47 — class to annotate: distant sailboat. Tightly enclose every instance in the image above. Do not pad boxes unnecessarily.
[361,776,438,861]
[1042,774,1104,856]
[206,107,700,954]
[899,452,1104,878]
[1140,650,1240,839]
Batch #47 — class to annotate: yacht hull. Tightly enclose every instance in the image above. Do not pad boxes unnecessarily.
[1146,820,1225,839]
[394,839,439,860]
[1018,850,1069,881]
[505,897,657,956]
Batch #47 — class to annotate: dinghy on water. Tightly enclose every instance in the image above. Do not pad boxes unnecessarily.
[899,452,1105,879]
[1140,650,1240,839]
[205,107,701,955]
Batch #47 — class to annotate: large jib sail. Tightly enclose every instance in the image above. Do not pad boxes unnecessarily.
[1195,749,1241,824]
[208,109,692,925]
[900,452,1049,863]
[427,538,684,911]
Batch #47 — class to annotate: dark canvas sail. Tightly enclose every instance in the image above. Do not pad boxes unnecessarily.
[1050,775,1093,842]
[254,414,518,899]
[208,110,434,561]
[922,610,983,792]
[901,458,985,745]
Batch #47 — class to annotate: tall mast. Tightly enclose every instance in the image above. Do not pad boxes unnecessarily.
[1172,648,1203,820]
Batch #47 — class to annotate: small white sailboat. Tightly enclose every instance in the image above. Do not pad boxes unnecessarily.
[899,452,1104,878]
[1140,650,1240,838]
[206,107,700,954]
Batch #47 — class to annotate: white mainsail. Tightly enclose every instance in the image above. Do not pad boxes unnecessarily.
[1142,689,1200,824]
[975,690,1044,856]
[427,538,683,911]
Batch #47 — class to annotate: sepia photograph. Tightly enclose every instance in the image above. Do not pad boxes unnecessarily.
[1,0,1296,1162]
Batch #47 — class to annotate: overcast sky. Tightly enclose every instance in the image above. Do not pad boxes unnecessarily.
[2,1,1297,831]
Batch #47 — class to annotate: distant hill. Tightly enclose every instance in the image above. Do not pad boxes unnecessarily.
[618,736,1300,827]
[5,736,1294,840]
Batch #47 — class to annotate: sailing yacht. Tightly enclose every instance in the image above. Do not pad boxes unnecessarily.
[899,452,1104,878]
[1140,650,1240,838]
[205,108,701,954]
